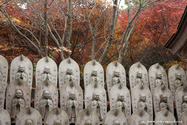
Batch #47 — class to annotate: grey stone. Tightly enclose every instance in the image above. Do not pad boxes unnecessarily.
[35,56,57,87]
[109,83,131,124]
[0,82,5,109]
[76,109,100,125]
[0,55,8,89]
[179,110,187,125]
[44,107,69,125]
[149,63,168,93]
[106,61,126,94]
[0,108,11,125]
[129,62,149,90]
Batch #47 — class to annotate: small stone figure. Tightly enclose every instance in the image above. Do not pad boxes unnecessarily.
[159,94,169,111]
[15,65,28,82]
[181,95,187,113]
[25,119,33,125]
[91,93,103,120]
[53,120,61,125]
[138,94,148,112]
[155,73,163,87]
[135,72,143,86]
[84,120,92,125]
[11,89,25,120]
[139,121,146,125]
[41,66,53,82]
[113,120,120,125]
[112,71,121,86]
[175,73,183,90]
[90,71,99,84]
[39,90,53,119]
[64,68,75,84]
[116,94,126,114]
[67,92,78,122]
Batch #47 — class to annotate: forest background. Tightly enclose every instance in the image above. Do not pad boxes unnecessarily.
[0,0,187,88]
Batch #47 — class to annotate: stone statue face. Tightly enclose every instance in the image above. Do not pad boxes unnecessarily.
[114,71,120,77]
[69,93,76,100]
[156,73,162,79]
[44,66,50,74]
[16,89,23,98]
[161,95,167,102]
[84,120,92,125]
[139,121,146,125]
[183,95,187,102]
[140,94,146,102]
[113,120,120,125]
[66,68,73,75]
[54,120,61,125]
[93,93,100,101]
[118,94,124,101]
[176,73,182,80]
[25,119,33,125]
[160,102,167,110]
[18,65,25,72]
[91,71,97,77]
[137,72,142,78]
[43,91,50,99]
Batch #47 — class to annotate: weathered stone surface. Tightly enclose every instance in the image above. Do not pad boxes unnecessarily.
[0,108,11,125]
[0,55,8,89]
[102,109,127,125]
[106,61,126,94]
[155,109,176,125]
[129,62,148,90]
[59,57,80,88]
[168,64,186,100]
[179,110,187,125]
[131,83,153,120]
[35,56,57,87]
[16,107,42,125]
[130,109,152,125]
[109,83,131,124]
[10,55,33,89]
[149,63,168,93]
[85,82,107,121]
[153,83,174,116]
[60,80,83,123]
[0,82,5,109]
[34,80,58,119]
[44,107,69,125]
[84,60,104,89]
[175,86,187,119]
[6,79,31,121]
[76,109,100,125]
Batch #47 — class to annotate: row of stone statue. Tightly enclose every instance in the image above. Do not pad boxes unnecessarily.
[0,54,187,124]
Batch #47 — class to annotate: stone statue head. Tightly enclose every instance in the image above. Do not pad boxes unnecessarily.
[43,66,50,74]
[43,90,50,99]
[137,72,142,79]
[91,71,97,77]
[18,65,25,72]
[160,102,168,110]
[139,121,146,125]
[183,95,187,102]
[66,68,73,75]
[53,120,61,125]
[176,73,182,80]
[117,94,124,102]
[114,71,120,77]
[25,119,33,125]
[93,93,100,101]
[113,120,120,125]
[84,120,92,125]
[15,89,23,98]
[140,94,146,102]
[156,73,162,79]
[69,92,76,100]
[160,94,167,103]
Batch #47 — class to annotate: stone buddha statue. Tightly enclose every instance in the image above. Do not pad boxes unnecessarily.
[15,65,28,82]
[116,94,126,114]
[112,71,121,86]
[67,92,78,121]
[138,94,148,112]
